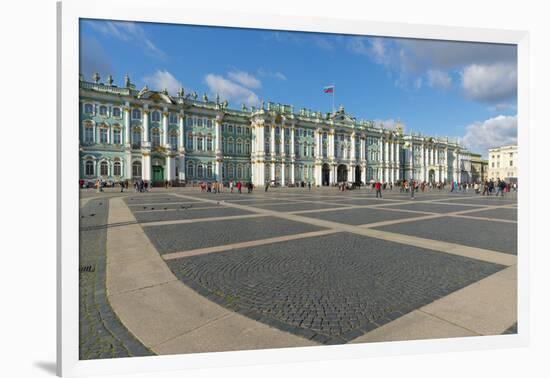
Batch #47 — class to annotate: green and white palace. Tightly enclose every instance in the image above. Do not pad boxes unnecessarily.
[79,73,485,187]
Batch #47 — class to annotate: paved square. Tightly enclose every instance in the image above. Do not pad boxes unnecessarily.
[166,232,505,344]
[143,215,326,254]
[133,206,254,223]
[378,202,485,214]
[459,208,517,221]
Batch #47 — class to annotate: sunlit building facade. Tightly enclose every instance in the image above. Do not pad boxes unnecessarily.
[79,74,480,186]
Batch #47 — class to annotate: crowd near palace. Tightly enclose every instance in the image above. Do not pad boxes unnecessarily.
[79,73,491,188]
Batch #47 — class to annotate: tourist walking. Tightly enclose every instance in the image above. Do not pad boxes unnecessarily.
[410,179,415,199]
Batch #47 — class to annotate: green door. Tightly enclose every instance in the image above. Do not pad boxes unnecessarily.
[152,165,164,184]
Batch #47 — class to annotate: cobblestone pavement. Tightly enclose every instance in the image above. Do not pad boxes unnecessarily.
[83,186,519,352]
[167,232,504,344]
[79,198,152,359]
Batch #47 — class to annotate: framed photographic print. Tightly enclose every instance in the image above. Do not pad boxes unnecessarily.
[57,0,529,376]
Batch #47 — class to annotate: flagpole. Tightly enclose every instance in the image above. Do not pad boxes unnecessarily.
[332,82,335,114]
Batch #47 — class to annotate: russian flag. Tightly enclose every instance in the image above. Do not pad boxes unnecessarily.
[323,85,334,93]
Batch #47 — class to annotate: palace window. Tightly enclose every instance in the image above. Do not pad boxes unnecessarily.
[99,105,108,116]
[197,164,204,178]
[246,127,251,135]
[151,111,160,122]
[113,161,121,176]
[100,161,109,176]
[170,132,178,149]
[237,126,242,134]
[131,109,141,120]
[84,125,94,143]
[151,129,160,147]
[207,163,213,178]
[510,160,513,167]
[186,161,194,178]
[84,103,94,114]
[228,163,234,178]
[85,160,94,176]
[228,124,233,133]
[197,117,203,127]
[186,117,193,127]
[228,138,234,154]
[99,127,108,144]
[197,137,204,151]
[237,164,243,179]
[187,133,193,150]
[169,113,178,124]
[132,161,142,177]
[303,144,308,156]
[112,107,121,118]
[113,128,121,145]
[222,163,226,179]
[207,136,213,151]
[236,139,243,155]
[265,142,270,154]
[206,119,213,128]
[245,141,251,155]
[132,128,141,148]
[284,142,290,156]
[275,142,280,155]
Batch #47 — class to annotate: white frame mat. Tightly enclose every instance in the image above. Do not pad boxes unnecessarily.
[57,0,530,376]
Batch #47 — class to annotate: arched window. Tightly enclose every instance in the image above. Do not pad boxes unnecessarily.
[131,109,141,120]
[228,138,234,154]
[84,103,94,114]
[245,140,251,155]
[99,105,108,116]
[112,107,121,118]
[132,128,141,148]
[197,164,204,178]
[186,161,194,178]
[151,128,160,147]
[236,139,243,155]
[222,138,227,153]
[207,163,213,178]
[151,111,160,122]
[132,161,142,177]
[100,161,109,176]
[228,163,234,179]
[206,135,213,151]
[85,160,94,176]
[113,161,121,176]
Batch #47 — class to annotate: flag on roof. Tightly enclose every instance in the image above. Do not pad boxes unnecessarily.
[323,85,334,93]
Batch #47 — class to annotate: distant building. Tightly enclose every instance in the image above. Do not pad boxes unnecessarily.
[470,153,488,183]
[79,73,483,186]
[487,145,518,182]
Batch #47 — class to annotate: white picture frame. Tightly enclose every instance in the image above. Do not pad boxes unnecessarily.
[57,0,530,376]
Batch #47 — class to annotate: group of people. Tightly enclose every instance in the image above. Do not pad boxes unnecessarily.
[476,179,516,196]
[198,180,255,194]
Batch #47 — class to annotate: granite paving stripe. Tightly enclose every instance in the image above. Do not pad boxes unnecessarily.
[377,202,487,214]
[457,207,517,222]
[162,229,340,260]
[134,206,253,223]
[144,216,326,254]
[300,207,433,226]
[140,213,268,227]
[249,202,354,212]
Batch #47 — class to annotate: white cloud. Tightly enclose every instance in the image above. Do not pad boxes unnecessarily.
[348,37,391,65]
[374,118,406,132]
[427,69,452,90]
[227,70,262,89]
[257,68,287,81]
[205,74,260,106]
[461,115,517,155]
[86,20,165,59]
[461,63,517,102]
[143,70,182,95]
[79,36,113,79]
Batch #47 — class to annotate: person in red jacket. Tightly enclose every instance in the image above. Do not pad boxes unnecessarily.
[375,181,382,198]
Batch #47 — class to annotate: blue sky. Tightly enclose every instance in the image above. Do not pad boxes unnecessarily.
[80,19,518,156]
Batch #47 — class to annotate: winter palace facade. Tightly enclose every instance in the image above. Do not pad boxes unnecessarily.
[79,74,483,187]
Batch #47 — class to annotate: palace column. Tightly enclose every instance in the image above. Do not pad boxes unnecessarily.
[409,143,414,180]
[280,125,286,185]
[141,106,151,182]
[178,111,186,182]
[394,141,400,181]
[290,125,296,185]
[123,103,132,179]
[162,109,174,182]
[420,143,425,182]
[162,108,168,146]
[435,147,440,182]
[384,138,390,182]
[389,139,395,183]
[215,114,223,181]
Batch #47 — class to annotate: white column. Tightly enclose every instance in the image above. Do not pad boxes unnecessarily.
[215,115,222,154]
[409,144,414,180]
[281,163,286,185]
[328,131,334,159]
[215,160,221,182]
[166,155,175,181]
[162,109,168,146]
[123,104,132,179]
[360,136,365,162]
[270,125,276,158]
[290,162,295,184]
[271,162,275,183]
[384,139,389,182]
[178,112,186,182]
[142,108,149,143]
[290,126,295,158]
[420,144,425,181]
[124,103,131,144]
[395,142,400,180]
[281,125,286,157]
